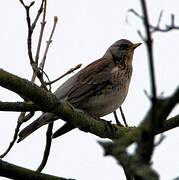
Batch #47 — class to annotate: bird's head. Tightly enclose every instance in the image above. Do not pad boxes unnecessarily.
[103,39,141,64]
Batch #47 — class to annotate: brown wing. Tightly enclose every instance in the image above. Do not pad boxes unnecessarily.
[67,58,113,103]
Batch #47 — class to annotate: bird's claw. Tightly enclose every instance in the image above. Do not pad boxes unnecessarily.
[99,118,116,133]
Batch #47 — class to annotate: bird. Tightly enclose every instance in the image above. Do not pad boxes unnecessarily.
[17,39,141,142]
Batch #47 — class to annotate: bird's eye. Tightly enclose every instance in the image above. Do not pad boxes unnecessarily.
[118,44,130,50]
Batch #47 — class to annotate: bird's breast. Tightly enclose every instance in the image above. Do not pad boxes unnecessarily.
[78,67,132,117]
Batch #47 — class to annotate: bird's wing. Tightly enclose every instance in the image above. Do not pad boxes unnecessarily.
[67,58,113,103]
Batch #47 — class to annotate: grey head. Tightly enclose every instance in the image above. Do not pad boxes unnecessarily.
[103,39,141,63]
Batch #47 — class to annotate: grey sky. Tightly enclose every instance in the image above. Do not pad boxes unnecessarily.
[0,0,179,179]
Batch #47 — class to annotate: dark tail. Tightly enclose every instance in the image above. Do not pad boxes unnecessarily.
[17,113,58,143]
[52,123,75,138]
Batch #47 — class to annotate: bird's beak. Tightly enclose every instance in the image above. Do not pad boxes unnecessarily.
[132,43,142,49]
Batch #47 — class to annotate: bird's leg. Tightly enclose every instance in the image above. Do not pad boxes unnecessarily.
[119,106,128,127]
[113,110,124,126]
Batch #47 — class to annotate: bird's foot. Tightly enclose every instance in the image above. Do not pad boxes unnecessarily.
[98,118,117,133]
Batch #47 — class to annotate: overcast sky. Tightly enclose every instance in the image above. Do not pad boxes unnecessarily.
[0,0,179,180]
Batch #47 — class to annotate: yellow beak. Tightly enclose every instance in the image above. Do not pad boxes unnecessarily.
[132,43,142,49]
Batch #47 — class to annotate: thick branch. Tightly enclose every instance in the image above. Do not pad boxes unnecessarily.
[155,114,179,134]
[0,159,74,180]
[0,69,129,139]
[0,69,178,140]
[99,141,159,180]
[0,101,40,112]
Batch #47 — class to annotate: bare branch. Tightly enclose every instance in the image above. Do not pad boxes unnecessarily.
[34,0,47,69]
[0,122,21,158]
[46,63,82,85]
[40,16,58,70]
[36,122,53,172]
[31,0,45,30]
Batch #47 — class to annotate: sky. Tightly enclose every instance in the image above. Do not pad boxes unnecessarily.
[0,0,179,180]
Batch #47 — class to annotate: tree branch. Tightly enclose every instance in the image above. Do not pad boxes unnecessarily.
[0,101,40,112]
[36,122,53,172]
[0,69,178,141]
[0,69,129,139]
[99,86,179,179]
[0,159,74,180]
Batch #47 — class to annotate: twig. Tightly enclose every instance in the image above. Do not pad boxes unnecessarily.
[18,112,35,123]
[19,0,35,65]
[0,111,35,158]
[40,68,52,91]
[31,0,45,31]
[46,64,82,85]
[32,0,46,82]
[36,122,54,172]
[129,8,179,34]
[20,0,47,88]
[34,0,46,67]
[0,122,22,158]
[40,16,58,70]
[151,14,179,33]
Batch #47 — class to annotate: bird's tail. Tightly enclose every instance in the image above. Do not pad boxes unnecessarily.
[52,123,75,138]
[17,113,58,143]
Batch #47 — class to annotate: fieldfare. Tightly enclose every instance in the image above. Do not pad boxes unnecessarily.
[18,39,141,142]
